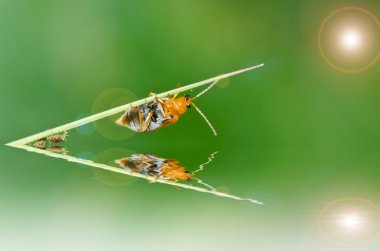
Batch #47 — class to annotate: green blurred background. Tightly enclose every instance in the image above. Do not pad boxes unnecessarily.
[1,0,380,250]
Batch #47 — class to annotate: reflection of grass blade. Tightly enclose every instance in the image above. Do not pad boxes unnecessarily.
[11,144,264,205]
[6,64,264,147]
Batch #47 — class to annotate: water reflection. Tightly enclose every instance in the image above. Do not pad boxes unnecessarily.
[111,151,263,203]
[45,146,68,154]
[116,154,193,182]
[111,151,261,204]
[114,152,220,191]
[30,131,69,154]
[24,136,262,204]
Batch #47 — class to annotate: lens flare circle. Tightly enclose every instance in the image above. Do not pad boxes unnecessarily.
[91,88,138,140]
[318,6,380,73]
[93,148,137,187]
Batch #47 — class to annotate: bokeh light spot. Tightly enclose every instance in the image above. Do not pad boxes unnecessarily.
[76,151,96,161]
[216,78,230,89]
[91,88,138,141]
[75,113,96,136]
[92,148,136,187]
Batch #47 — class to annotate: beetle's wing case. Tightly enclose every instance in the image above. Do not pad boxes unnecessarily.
[116,98,172,132]
[118,104,149,132]
[145,100,173,131]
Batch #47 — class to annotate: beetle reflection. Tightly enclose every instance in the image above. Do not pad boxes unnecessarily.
[30,131,69,154]
[115,154,193,182]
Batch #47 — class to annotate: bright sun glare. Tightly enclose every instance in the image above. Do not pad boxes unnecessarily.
[341,30,361,50]
[341,214,363,230]
[318,7,380,72]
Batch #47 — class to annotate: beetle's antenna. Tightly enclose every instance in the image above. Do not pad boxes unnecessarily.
[191,103,217,136]
[192,80,219,100]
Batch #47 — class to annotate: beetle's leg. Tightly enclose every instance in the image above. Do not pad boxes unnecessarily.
[148,92,166,109]
[147,173,162,183]
[149,92,165,108]
[167,83,181,99]
[141,110,154,132]
[146,94,170,121]
[161,105,172,119]
[171,84,181,99]
[153,95,164,105]
[151,96,170,119]
[132,107,144,132]
[171,92,179,99]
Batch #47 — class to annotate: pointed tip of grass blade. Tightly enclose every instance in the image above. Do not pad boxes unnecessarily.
[225,63,265,77]
[206,63,264,86]
[5,141,18,148]
[251,63,265,69]
[241,63,265,73]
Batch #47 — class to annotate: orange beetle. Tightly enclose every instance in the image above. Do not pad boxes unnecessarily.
[116,89,217,135]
